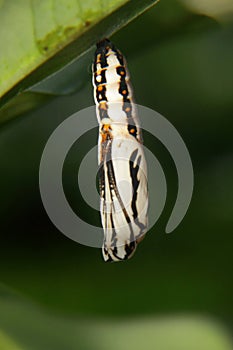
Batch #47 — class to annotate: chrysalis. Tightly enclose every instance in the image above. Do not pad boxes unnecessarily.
[92,39,148,262]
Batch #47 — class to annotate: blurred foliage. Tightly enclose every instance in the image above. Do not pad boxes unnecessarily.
[180,0,233,21]
[0,0,233,349]
[0,285,232,350]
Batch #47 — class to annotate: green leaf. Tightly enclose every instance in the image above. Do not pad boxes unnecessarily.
[0,0,159,124]
[0,285,232,350]
[0,330,23,350]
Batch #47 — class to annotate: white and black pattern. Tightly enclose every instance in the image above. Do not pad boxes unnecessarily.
[92,39,148,262]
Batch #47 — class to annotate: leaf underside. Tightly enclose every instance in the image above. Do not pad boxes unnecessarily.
[0,0,159,124]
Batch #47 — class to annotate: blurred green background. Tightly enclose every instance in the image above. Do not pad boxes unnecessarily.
[0,0,233,349]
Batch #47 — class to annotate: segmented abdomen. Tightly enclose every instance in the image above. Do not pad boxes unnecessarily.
[93,39,142,140]
[93,39,132,104]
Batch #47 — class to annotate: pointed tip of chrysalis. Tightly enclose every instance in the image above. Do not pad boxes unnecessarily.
[96,38,111,49]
